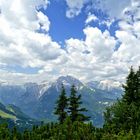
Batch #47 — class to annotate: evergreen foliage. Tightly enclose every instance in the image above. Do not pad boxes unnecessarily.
[55,84,89,123]
[68,85,90,122]
[123,66,138,104]
[54,84,68,123]
[104,66,140,134]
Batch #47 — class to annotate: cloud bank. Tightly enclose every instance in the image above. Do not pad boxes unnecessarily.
[0,0,140,86]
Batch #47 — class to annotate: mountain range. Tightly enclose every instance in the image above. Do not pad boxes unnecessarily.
[0,76,123,127]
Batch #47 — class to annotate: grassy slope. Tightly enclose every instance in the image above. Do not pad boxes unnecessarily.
[0,110,16,120]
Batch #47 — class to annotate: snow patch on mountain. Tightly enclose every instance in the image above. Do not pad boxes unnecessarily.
[38,82,52,98]
[98,80,121,90]
[87,80,122,91]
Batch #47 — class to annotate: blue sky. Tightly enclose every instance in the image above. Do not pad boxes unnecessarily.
[40,0,119,44]
[40,0,86,44]
[0,0,140,85]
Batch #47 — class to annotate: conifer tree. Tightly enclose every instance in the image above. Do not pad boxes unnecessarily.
[54,84,68,123]
[104,66,140,133]
[122,66,137,104]
[135,66,140,105]
[68,85,89,122]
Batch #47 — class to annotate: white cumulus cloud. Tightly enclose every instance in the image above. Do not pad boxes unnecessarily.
[0,0,67,83]
[85,13,98,24]
[65,0,89,18]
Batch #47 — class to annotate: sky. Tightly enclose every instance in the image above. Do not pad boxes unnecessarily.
[0,0,140,85]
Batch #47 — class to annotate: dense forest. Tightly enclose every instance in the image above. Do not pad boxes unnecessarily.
[0,67,140,139]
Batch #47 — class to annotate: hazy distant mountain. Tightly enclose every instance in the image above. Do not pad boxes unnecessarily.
[0,76,123,127]
[87,80,122,100]
[33,76,122,126]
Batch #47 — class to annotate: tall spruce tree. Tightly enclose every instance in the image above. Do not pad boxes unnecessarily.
[68,85,89,122]
[122,66,138,104]
[54,84,68,123]
[135,66,140,105]
[104,66,140,133]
